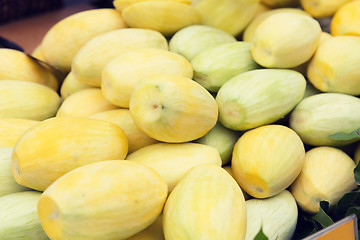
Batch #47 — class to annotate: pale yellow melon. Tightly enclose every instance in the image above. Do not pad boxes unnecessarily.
[90,109,158,153]
[223,166,251,200]
[331,0,360,36]
[114,0,191,11]
[127,215,165,240]
[41,9,127,72]
[60,72,94,99]
[300,0,353,18]
[56,88,118,117]
[163,164,247,240]
[0,80,61,120]
[0,119,39,148]
[126,142,222,192]
[12,116,128,191]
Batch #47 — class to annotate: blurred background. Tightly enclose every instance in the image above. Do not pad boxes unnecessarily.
[0,0,113,53]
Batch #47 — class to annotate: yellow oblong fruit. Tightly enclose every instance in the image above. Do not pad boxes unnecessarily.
[223,166,251,200]
[232,125,305,198]
[38,160,168,240]
[126,142,222,192]
[0,191,48,239]
[307,36,360,95]
[12,116,128,191]
[243,8,311,42]
[163,164,246,240]
[128,215,165,240]
[291,147,357,213]
[0,119,39,148]
[129,74,218,143]
[114,0,191,11]
[245,190,298,240]
[101,48,193,108]
[60,72,94,99]
[122,1,201,36]
[300,0,353,18]
[251,12,321,68]
[192,0,260,36]
[331,0,360,36]
[72,28,168,87]
[0,49,58,91]
[289,93,360,146]
[0,80,61,120]
[0,148,29,197]
[56,88,118,117]
[41,9,127,72]
[90,109,158,153]
[31,45,46,62]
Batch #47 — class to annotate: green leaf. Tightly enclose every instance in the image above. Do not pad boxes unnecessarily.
[329,128,360,141]
[333,189,360,220]
[354,161,360,185]
[311,201,334,228]
[254,227,269,240]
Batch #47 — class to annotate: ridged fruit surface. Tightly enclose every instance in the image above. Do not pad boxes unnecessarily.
[0,148,28,197]
[72,28,168,87]
[216,69,306,131]
[101,48,193,108]
[90,109,158,153]
[232,125,305,198]
[0,119,39,148]
[163,164,246,240]
[12,116,128,191]
[0,49,58,91]
[129,74,218,142]
[126,142,222,191]
[41,9,127,71]
[122,1,201,36]
[38,160,168,240]
[245,190,298,240]
[0,191,48,240]
[0,80,61,120]
[307,36,360,95]
[60,72,94,99]
[291,147,357,213]
[56,88,118,117]
[290,93,360,146]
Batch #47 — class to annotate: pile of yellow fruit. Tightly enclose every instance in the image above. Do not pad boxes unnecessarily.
[0,0,360,239]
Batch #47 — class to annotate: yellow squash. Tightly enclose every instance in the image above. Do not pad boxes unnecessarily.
[38,160,168,240]
[126,142,222,192]
[56,88,118,117]
[163,164,247,240]
[232,125,305,198]
[0,119,39,148]
[12,116,128,191]
[72,28,168,87]
[0,80,61,120]
[101,48,193,108]
[90,109,158,153]
[41,9,127,72]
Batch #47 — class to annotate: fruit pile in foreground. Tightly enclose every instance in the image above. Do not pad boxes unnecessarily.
[0,0,360,239]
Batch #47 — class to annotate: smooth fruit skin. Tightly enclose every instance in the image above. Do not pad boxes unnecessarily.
[232,125,305,198]
[0,191,48,240]
[163,164,246,240]
[12,116,128,191]
[307,36,360,95]
[331,0,360,36]
[60,72,94,99]
[72,28,168,87]
[245,190,298,240]
[126,142,222,192]
[0,80,61,121]
[251,12,321,68]
[223,166,251,200]
[90,109,158,153]
[291,147,357,214]
[0,148,29,197]
[114,0,192,12]
[129,74,218,143]
[289,93,360,146]
[41,9,127,72]
[0,119,39,148]
[122,1,201,36]
[300,0,353,18]
[0,49,58,91]
[38,160,168,240]
[101,48,193,108]
[56,88,118,117]
[127,215,165,240]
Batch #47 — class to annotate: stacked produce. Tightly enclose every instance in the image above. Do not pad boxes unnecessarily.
[0,0,359,239]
